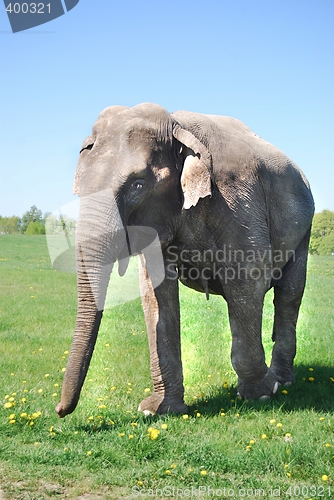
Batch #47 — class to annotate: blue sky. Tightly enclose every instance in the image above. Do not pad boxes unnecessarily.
[0,0,333,217]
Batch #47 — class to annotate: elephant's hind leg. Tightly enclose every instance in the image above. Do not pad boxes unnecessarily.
[270,231,310,385]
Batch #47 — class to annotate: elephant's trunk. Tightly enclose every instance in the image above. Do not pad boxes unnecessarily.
[56,189,125,418]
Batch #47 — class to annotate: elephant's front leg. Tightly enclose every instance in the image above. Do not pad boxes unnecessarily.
[228,296,279,400]
[138,255,187,415]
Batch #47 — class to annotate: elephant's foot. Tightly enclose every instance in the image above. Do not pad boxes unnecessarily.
[237,369,279,400]
[138,393,188,416]
[270,362,295,386]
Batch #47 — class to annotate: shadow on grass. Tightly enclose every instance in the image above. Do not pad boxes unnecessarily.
[186,364,334,416]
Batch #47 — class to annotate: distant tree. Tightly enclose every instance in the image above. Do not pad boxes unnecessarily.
[0,215,21,234]
[20,205,43,234]
[25,221,46,235]
[309,210,334,255]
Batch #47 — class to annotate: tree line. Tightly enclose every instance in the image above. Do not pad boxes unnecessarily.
[1,206,334,255]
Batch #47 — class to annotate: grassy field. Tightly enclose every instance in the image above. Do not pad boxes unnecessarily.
[0,235,333,499]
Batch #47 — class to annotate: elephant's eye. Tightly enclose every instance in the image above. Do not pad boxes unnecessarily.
[131,180,145,191]
[79,143,94,154]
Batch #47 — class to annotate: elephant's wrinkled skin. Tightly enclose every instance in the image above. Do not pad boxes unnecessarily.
[56,103,314,418]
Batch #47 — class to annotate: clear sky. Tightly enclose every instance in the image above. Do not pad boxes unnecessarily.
[0,0,333,217]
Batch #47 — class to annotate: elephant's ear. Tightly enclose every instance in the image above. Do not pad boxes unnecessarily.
[173,125,212,209]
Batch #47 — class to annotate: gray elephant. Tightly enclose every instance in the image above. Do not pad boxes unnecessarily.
[55,103,314,418]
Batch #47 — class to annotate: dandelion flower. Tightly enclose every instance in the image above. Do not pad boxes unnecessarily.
[137,481,143,486]
[220,412,226,417]
[250,440,255,445]
[161,423,168,430]
[322,475,329,481]
[309,377,314,382]
[4,402,13,409]
[262,434,267,439]
[61,368,66,373]
[129,435,134,439]
[44,374,50,378]
[98,405,106,409]
[182,414,189,420]
[52,393,57,397]
[119,433,125,437]
[309,367,314,371]
[277,422,283,428]
[196,412,201,418]
[8,414,15,420]
[270,419,276,424]
[325,444,331,448]
[282,389,288,395]
[200,470,207,476]
[86,451,92,456]
[9,419,16,424]
[38,389,43,394]
[144,388,151,393]
[88,416,94,421]
[20,412,27,418]
[165,470,171,475]
[170,463,176,469]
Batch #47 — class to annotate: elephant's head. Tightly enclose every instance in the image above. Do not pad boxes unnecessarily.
[55,103,212,417]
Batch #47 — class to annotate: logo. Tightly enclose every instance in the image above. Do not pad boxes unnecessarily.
[3,0,80,33]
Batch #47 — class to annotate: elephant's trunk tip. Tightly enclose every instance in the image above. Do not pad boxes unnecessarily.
[55,402,70,418]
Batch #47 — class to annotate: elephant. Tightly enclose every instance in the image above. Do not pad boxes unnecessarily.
[55,103,314,418]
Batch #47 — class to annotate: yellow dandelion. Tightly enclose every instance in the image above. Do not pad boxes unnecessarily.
[196,412,201,418]
[277,422,283,428]
[8,414,15,420]
[220,412,226,417]
[161,423,168,430]
[200,470,207,476]
[250,440,255,445]
[262,434,267,439]
[30,421,34,426]
[129,434,134,439]
[322,475,329,481]
[9,419,16,424]
[9,397,15,402]
[165,470,171,475]
[119,432,125,437]
[309,377,315,382]
[320,417,325,421]
[137,481,143,486]
[54,383,59,387]
[170,463,176,469]
[86,450,92,456]
[309,367,314,371]
[98,405,106,409]
[44,374,50,378]
[325,443,331,448]
[20,412,27,418]
[88,416,94,421]
[282,389,288,395]
[182,414,189,420]
[246,445,251,451]
[110,386,116,391]
[4,402,13,409]
[270,419,276,424]
[287,472,291,477]
[61,368,66,373]
[37,389,43,393]
[52,393,57,397]
[144,388,151,393]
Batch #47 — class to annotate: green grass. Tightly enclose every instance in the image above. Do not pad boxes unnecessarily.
[0,235,333,499]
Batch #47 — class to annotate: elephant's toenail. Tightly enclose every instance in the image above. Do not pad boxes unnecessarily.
[273,382,279,394]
